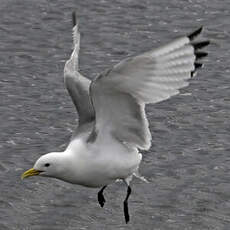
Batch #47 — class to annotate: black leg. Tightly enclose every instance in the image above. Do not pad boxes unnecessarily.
[98,186,107,207]
[123,186,132,224]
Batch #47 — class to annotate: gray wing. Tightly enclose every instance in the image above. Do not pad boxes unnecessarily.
[90,27,209,150]
[64,12,94,129]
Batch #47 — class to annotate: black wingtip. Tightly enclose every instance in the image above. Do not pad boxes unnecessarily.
[191,70,196,78]
[191,63,204,78]
[188,27,209,78]
[192,40,210,50]
[195,51,208,59]
[72,11,77,27]
[194,62,203,69]
[188,26,203,41]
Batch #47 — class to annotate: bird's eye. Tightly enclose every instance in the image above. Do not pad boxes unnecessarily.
[44,163,50,167]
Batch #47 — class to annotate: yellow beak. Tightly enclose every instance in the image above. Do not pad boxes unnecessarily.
[21,168,42,180]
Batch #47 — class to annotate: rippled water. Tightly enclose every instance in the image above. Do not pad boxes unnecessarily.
[0,0,230,229]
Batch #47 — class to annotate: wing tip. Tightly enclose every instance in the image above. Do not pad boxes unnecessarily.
[191,41,209,77]
[192,40,210,50]
[195,51,208,59]
[72,11,77,27]
[188,26,203,41]
[194,62,203,69]
[188,26,211,49]
[188,27,210,78]
[191,62,204,78]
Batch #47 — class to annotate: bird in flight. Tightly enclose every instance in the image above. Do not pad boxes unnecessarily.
[22,12,210,223]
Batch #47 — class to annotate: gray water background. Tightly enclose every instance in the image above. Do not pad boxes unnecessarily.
[0,0,230,229]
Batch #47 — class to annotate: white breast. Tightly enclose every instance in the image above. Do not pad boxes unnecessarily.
[63,137,141,187]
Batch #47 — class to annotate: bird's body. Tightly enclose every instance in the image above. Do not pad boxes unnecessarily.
[22,12,210,223]
[61,134,141,187]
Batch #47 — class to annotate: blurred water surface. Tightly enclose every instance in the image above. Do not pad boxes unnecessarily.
[0,0,230,229]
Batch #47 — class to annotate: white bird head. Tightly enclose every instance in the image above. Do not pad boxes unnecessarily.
[21,152,68,180]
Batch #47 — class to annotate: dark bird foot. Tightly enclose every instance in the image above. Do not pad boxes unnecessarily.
[98,192,106,207]
[123,186,132,224]
[124,200,130,223]
[98,186,107,207]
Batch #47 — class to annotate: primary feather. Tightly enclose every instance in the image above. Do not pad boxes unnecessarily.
[89,27,209,150]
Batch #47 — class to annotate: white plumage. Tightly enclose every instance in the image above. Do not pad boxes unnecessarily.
[22,12,209,223]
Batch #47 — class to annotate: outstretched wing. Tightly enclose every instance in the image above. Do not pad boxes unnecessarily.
[89,27,210,150]
[64,12,94,129]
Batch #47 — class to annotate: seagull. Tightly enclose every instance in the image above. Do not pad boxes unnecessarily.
[22,12,210,223]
